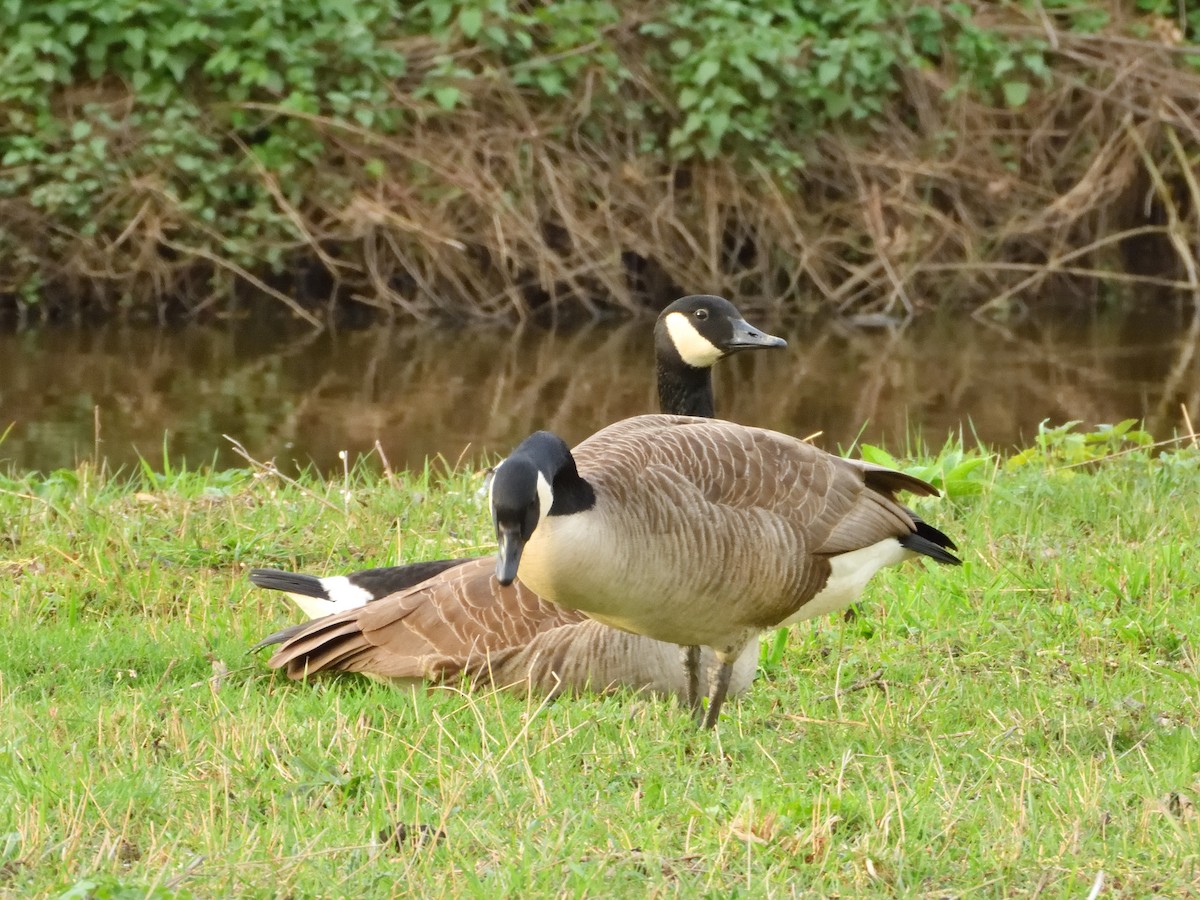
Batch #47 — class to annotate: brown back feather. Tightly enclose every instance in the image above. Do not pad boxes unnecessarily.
[575,414,935,559]
[267,557,582,682]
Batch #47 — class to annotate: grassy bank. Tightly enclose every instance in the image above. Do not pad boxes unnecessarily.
[1,431,1198,896]
[3,1,1200,321]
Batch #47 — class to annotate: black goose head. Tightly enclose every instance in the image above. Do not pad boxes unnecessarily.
[490,431,593,586]
[654,295,786,417]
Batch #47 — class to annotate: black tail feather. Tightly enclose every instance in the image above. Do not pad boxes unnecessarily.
[900,518,962,565]
[249,621,310,653]
[248,568,327,598]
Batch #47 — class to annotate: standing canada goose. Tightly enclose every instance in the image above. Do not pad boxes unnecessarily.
[254,296,784,700]
[490,414,961,728]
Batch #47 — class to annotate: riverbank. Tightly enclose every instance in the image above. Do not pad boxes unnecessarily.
[3,2,1199,323]
[1,430,1198,895]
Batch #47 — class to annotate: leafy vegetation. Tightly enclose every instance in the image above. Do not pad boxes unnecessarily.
[1,427,1198,895]
[2,1,1199,318]
[1007,418,1156,470]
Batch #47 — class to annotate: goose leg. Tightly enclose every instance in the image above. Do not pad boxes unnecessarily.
[681,644,702,713]
[699,659,733,729]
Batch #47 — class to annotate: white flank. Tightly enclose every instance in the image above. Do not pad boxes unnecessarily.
[664,312,724,367]
[780,538,911,625]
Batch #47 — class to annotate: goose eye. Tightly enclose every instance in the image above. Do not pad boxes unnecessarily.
[694,309,709,321]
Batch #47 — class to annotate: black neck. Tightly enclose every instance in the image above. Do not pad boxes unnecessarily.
[656,355,715,418]
[549,456,596,516]
[510,432,595,517]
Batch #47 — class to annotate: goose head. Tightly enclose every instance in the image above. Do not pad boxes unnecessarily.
[491,431,592,586]
[655,295,786,417]
[655,295,786,368]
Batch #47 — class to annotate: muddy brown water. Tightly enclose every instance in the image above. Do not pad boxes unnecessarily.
[2,305,1198,475]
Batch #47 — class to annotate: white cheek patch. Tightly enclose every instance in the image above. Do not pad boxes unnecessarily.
[664,312,724,367]
[536,471,554,521]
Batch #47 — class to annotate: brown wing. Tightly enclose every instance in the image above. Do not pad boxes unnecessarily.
[267,557,584,682]
[575,414,937,555]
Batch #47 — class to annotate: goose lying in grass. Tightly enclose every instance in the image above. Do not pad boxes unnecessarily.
[490,415,961,728]
[252,295,784,700]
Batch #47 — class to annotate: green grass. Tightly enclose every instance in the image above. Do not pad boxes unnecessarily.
[1,440,1199,898]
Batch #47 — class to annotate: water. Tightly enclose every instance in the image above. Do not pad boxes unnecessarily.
[2,304,1198,475]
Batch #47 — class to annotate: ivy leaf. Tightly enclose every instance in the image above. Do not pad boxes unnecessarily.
[1002,81,1030,107]
[458,8,483,39]
[432,86,461,110]
[694,59,720,86]
[817,59,840,86]
[669,38,692,58]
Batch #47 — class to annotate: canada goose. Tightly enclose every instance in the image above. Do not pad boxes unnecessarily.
[254,295,783,700]
[259,557,759,699]
[490,414,961,728]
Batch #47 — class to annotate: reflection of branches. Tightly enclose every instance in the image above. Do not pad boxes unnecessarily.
[6,311,1200,473]
[273,312,1200,467]
[1151,294,1200,433]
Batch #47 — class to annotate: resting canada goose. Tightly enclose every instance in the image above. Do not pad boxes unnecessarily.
[253,295,783,699]
[490,414,961,728]
[259,556,759,698]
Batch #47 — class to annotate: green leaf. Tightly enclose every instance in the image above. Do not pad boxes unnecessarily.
[427,0,455,26]
[432,85,461,110]
[65,22,89,45]
[677,87,700,110]
[165,52,191,82]
[669,38,692,58]
[859,444,898,468]
[946,458,988,481]
[459,8,483,39]
[694,59,720,86]
[70,120,91,140]
[1002,81,1030,107]
[817,59,840,86]
[536,69,564,96]
[708,110,730,141]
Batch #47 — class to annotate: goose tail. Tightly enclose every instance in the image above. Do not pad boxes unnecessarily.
[899,518,961,565]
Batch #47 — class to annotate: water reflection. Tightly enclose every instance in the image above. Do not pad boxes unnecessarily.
[2,304,1198,474]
